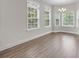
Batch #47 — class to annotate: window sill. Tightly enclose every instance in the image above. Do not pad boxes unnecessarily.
[62,25,75,27]
[27,27,40,31]
[45,25,51,28]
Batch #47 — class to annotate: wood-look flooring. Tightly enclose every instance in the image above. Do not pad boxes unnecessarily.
[0,32,79,58]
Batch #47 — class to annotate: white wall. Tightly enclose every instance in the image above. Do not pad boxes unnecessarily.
[0,0,52,51]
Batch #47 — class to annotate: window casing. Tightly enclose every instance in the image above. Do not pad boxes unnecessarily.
[27,0,39,30]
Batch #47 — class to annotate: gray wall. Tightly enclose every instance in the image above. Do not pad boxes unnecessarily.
[0,0,52,51]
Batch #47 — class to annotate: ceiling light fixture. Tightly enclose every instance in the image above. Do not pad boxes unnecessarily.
[58,8,66,12]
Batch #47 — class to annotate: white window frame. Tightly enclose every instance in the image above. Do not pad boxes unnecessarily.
[62,10,75,27]
[27,0,40,31]
[44,6,51,28]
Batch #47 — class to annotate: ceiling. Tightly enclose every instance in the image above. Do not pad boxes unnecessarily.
[42,0,79,5]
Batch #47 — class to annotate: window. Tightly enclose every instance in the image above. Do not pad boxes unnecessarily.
[55,11,60,26]
[76,10,79,28]
[62,11,75,27]
[44,11,50,26]
[56,19,60,26]
[44,6,51,27]
[27,0,39,30]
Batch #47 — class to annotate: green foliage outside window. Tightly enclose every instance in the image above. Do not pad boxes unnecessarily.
[63,11,74,26]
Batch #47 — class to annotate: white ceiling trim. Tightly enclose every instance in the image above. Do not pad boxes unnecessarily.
[42,0,79,5]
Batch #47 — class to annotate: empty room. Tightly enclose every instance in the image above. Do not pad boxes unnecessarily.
[0,0,79,58]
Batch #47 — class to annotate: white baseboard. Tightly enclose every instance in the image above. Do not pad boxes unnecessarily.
[0,31,79,52]
[52,30,79,35]
[28,31,52,41]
